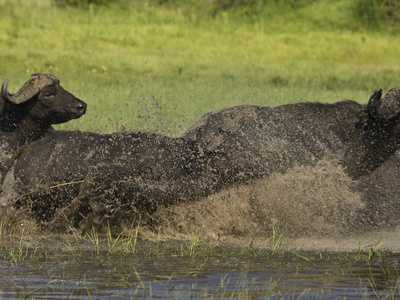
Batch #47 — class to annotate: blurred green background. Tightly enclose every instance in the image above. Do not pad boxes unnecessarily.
[0,0,399,135]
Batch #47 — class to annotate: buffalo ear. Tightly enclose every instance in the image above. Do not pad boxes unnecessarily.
[376,87,400,120]
[354,89,382,129]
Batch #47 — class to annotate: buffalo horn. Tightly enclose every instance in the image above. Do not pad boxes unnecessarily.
[1,79,11,103]
[1,73,57,105]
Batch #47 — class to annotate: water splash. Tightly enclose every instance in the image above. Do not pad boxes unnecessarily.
[151,159,363,240]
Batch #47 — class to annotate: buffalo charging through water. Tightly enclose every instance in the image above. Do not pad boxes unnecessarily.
[2,73,400,234]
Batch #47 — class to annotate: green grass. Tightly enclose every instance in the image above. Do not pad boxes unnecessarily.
[0,0,400,136]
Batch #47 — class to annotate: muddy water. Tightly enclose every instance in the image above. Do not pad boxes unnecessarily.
[0,251,399,299]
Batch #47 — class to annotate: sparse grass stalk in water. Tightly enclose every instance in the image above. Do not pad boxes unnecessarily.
[6,229,44,265]
[355,238,386,261]
[187,258,210,278]
[239,235,262,257]
[0,218,7,238]
[65,226,83,256]
[105,223,122,255]
[133,266,154,297]
[104,222,140,255]
[82,275,94,300]
[121,223,140,254]
[293,252,330,276]
[0,217,10,249]
[262,225,284,254]
[87,226,100,255]
[147,229,163,256]
[132,227,140,253]
[179,233,220,257]
[188,234,202,257]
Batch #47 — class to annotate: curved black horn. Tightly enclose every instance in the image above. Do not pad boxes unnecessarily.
[1,79,11,103]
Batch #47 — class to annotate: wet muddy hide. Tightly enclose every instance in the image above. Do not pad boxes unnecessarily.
[7,130,213,232]
[182,89,400,186]
[4,89,400,235]
[355,150,400,229]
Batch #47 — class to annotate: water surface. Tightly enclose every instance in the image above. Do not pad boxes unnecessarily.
[0,251,399,299]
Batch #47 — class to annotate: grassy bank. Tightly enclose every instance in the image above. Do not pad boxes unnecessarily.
[0,0,399,135]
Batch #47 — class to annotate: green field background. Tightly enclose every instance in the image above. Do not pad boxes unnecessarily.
[0,0,399,136]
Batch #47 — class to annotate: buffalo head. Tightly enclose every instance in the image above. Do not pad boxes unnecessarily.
[1,73,87,128]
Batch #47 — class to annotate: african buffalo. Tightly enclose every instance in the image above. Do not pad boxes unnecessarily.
[182,88,400,186]
[0,73,86,190]
[7,88,400,233]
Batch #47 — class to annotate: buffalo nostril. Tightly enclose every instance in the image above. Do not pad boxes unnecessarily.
[77,103,86,111]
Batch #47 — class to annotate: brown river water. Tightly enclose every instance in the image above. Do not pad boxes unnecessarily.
[0,249,400,299]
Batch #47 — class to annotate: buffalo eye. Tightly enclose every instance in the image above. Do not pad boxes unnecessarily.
[39,87,57,106]
[42,92,54,99]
